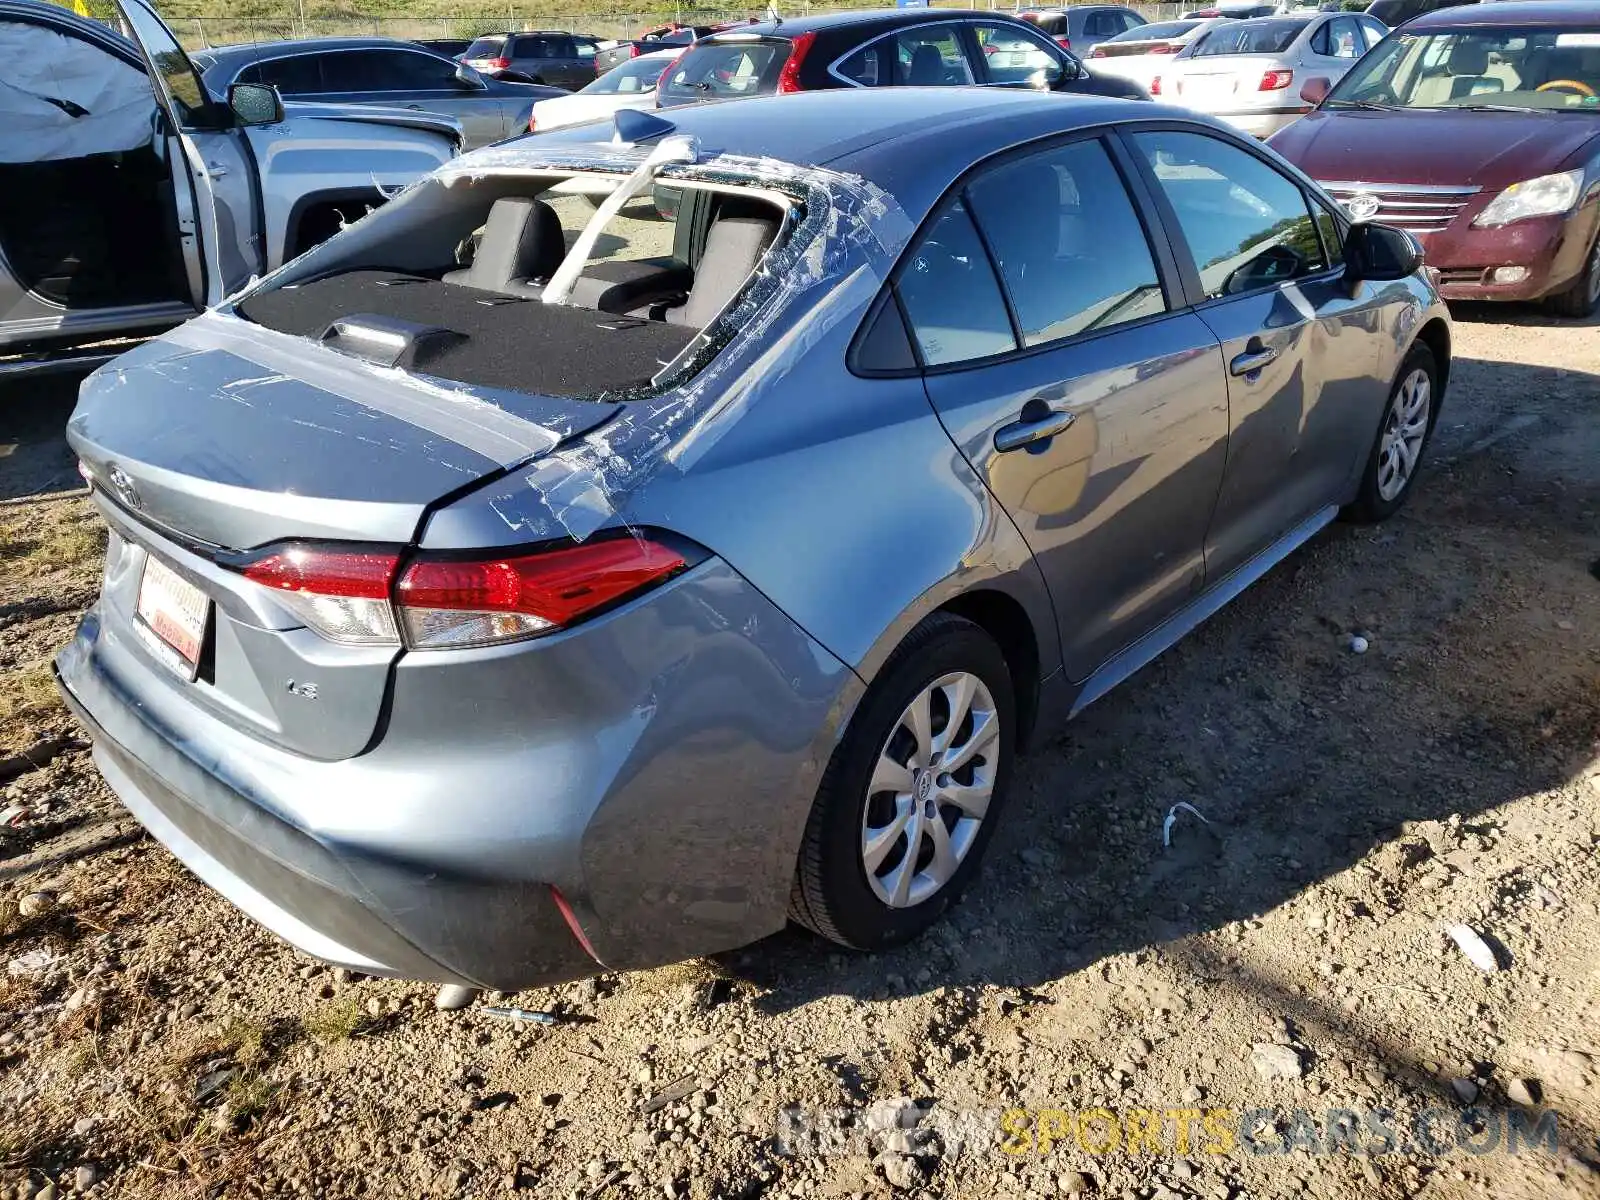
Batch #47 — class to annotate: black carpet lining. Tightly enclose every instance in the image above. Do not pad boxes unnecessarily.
[236,271,698,397]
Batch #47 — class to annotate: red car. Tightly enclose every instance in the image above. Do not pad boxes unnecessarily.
[1269,0,1600,315]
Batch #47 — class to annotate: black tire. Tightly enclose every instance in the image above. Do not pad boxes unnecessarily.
[790,612,1016,950]
[1341,341,1440,524]
[1547,233,1600,319]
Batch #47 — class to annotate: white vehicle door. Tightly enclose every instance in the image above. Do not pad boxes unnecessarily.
[112,0,264,303]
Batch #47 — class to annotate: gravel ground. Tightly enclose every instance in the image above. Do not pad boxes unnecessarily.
[1,306,1597,1200]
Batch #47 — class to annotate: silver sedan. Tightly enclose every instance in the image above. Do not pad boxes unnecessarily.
[1153,11,1388,136]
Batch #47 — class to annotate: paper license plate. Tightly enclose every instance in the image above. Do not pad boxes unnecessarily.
[136,555,209,676]
[1183,75,1235,100]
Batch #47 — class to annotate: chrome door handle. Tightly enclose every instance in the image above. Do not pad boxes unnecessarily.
[405,104,424,110]
[1230,346,1278,376]
[204,162,228,177]
[994,406,1076,453]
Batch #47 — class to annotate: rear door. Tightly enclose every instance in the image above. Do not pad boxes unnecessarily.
[112,0,264,303]
[909,134,1230,681]
[1123,126,1385,576]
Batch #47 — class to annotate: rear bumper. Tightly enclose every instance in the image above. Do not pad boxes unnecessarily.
[56,557,860,989]
[1417,211,1596,303]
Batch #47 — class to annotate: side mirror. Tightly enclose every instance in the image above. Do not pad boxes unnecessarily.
[1343,222,1423,282]
[454,63,487,90]
[228,82,283,126]
[1300,75,1331,105]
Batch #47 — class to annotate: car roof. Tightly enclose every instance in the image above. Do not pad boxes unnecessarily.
[694,7,1018,40]
[1409,0,1600,27]
[520,87,1207,219]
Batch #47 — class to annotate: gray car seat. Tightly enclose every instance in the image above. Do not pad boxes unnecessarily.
[907,44,946,86]
[665,208,779,327]
[443,197,566,294]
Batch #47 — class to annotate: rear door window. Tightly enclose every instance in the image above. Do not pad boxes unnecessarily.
[659,38,788,101]
[893,25,976,85]
[249,54,328,95]
[1328,16,1363,58]
[1131,130,1327,299]
[896,200,1017,367]
[966,138,1167,346]
[834,42,884,85]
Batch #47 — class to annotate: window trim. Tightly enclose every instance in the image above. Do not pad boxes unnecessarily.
[849,124,1195,379]
[1111,120,1350,312]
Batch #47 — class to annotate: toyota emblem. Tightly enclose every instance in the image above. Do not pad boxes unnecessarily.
[106,464,141,510]
[1345,193,1381,222]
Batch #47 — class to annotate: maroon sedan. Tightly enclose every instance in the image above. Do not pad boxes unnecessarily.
[1269,0,1600,315]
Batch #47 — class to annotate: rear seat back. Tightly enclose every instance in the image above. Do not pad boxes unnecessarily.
[667,212,779,327]
[443,198,565,294]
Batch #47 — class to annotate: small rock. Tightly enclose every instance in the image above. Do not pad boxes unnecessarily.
[333,968,362,984]
[1348,634,1369,654]
[571,978,599,1005]
[17,892,54,918]
[1171,1160,1196,1180]
[878,1153,926,1191]
[1058,1171,1095,1194]
[72,1117,97,1136]
[365,998,383,1017]
[434,984,479,1012]
[36,1185,56,1200]
[179,1002,200,1019]
[75,1164,99,1190]
[63,987,91,1013]
[1181,1085,1205,1104]
[1506,1078,1541,1106]
[1556,619,1575,631]
[1251,1043,1306,1081]
[1450,1078,1479,1104]
[585,1160,607,1180]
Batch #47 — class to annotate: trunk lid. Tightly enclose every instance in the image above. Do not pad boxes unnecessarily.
[69,317,621,761]
[1175,56,1272,104]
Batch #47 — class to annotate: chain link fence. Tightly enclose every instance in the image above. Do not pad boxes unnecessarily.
[156,2,1195,49]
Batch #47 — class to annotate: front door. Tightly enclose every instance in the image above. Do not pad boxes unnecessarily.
[907,134,1230,682]
[113,0,263,303]
[1122,127,1385,576]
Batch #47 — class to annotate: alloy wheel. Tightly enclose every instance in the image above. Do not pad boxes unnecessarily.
[1376,367,1431,503]
[860,671,999,908]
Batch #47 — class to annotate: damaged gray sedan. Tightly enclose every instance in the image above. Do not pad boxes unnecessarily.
[56,90,1450,989]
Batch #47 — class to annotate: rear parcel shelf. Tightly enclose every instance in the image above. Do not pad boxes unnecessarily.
[236,272,700,397]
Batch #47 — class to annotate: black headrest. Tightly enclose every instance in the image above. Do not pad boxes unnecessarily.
[1447,40,1490,77]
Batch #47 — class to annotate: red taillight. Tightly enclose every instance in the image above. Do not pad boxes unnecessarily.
[629,43,642,58]
[395,537,687,649]
[1150,75,1162,95]
[1152,43,1180,53]
[242,546,397,599]
[1260,68,1293,91]
[486,56,509,70]
[238,545,401,645]
[776,30,815,94]
[528,110,537,131]
[1055,35,1072,49]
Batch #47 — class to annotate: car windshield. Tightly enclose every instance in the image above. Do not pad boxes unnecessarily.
[658,39,786,101]
[463,37,505,58]
[1108,19,1203,42]
[583,53,674,94]
[1191,18,1308,55]
[1329,26,1600,110]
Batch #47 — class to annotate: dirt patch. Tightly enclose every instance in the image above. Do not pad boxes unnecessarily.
[1,311,1598,1200]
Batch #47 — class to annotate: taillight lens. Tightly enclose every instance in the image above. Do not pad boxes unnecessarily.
[776,30,815,94]
[232,537,688,650]
[240,545,401,645]
[395,537,687,649]
[1150,75,1162,95]
[487,56,509,70]
[1260,68,1293,91]
[528,110,537,131]
[1152,43,1180,53]
[1055,35,1072,49]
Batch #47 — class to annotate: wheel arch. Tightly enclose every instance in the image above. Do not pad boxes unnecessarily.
[1414,316,1450,396]
[936,588,1042,751]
